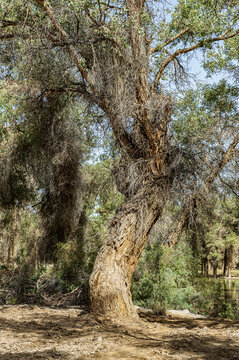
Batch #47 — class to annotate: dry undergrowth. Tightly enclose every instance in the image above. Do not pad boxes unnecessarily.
[0,305,238,360]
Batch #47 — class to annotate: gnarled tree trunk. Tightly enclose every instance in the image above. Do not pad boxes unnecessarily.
[90,184,168,318]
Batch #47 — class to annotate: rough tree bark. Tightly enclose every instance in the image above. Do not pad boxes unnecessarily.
[90,183,170,317]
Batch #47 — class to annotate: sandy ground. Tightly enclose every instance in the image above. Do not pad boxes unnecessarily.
[0,305,238,360]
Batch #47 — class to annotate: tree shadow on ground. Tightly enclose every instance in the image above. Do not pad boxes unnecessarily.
[98,315,239,360]
[159,332,239,360]
[129,330,239,360]
[0,350,69,360]
[0,306,238,360]
[0,308,99,340]
[141,313,239,330]
[122,314,239,360]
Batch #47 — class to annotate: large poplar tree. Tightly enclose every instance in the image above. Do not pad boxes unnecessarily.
[0,0,238,318]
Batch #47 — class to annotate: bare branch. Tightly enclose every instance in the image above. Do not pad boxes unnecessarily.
[221,22,235,37]
[0,20,19,28]
[97,0,103,21]
[43,87,84,94]
[150,28,190,54]
[153,29,239,89]
[0,33,29,40]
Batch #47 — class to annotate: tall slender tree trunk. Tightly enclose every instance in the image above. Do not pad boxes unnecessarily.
[223,249,228,276]
[223,246,234,277]
[7,208,17,267]
[202,256,209,276]
[213,263,218,278]
[89,184,167,318]
[228,246,233,278]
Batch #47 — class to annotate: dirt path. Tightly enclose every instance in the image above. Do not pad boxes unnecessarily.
[0,305,238,360]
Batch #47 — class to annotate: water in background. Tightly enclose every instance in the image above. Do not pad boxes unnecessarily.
[223,278,239,306]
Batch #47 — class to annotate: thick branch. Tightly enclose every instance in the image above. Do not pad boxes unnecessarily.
[0,20,19,28]
[0,33,29,40]
[41,87,84,95]
[153,29,239,88]
[0,19,33,29]
[166,133,239,247]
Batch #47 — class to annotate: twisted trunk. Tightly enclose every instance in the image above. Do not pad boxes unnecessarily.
[89,184,167,318]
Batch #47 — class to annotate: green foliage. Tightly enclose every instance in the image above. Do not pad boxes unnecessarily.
[171,0,237,37]
[132,242,200,312]
[55,239,86,285]
[43,159,123,282]
[195,197,239,266]
[132,239,239,319]
[173,80,238,150]
[203,35,239,75]
[83,159,123,272]
[0,264,35,305]
[0,82,36,207]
